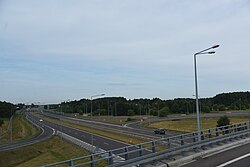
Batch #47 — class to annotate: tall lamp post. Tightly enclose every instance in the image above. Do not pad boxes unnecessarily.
[194,44,219,141]
[90,93,105,147]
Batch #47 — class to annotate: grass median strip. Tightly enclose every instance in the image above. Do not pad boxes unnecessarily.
[0,113,39,145]
[13,114,39,141]
[65,114,133,125]
[0,118,9,144]
[145,116,250,133]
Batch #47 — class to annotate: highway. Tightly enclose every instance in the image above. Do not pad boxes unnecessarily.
[0,113,54,151]
[27,112,132,151]
[27,112,156,161]
[41,111,250,140]
[182,142,250,167]
[41,111,174,139]
[25,111,250,166]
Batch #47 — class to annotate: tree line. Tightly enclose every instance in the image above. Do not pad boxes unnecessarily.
[0,101,16,118]
[1,91,249,119]
[55,91,250,117]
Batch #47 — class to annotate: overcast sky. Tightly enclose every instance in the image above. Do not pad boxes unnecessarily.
[0,0,250,104]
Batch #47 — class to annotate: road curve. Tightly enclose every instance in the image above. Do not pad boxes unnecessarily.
[0,113,55,152]
[30,112,154,160]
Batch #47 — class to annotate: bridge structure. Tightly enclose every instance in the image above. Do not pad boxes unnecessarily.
[42,121,250,167]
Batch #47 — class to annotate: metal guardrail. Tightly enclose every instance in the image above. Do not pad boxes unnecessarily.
[57,131,96,153]
[42,121,250,167]
[55,131,125,165]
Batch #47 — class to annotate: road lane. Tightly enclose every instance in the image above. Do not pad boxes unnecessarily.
[225,156,250,167]
[0,113,54,151]
[28,112,154,160]
[217,153,250,167]
[182,142,250,167]
[42,111,174,139]
[27,112,131,151]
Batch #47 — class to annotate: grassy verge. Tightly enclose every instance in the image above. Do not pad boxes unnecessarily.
[64,113,142,125]
[12,114,39,141]
[0,119,9,144]
[0,114,39,145]
[0,136,107,167]
[210,110,250,114]
[35,113,148,145]
[91,117,135,125]
[145,116,250,133]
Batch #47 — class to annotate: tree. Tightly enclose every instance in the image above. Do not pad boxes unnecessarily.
[217,115,230,127]
[127,109,135,116]
[170,103,179,113]
[0,119,3,127]
[159,106,169,117]
[79,110,83,116]
[0,101,15,118]
[218,104,226,111]
[49,91,250,116]
[202,105,210,113]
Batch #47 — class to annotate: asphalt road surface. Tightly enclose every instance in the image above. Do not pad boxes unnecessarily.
[29,111,250,165]
[42,111,174,139]
[182,142,250,167]
[27,112,155,160]
[27,112,131,151]
[43,111,250,139]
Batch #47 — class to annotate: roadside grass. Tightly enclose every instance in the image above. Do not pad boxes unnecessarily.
[210,110,250,114]
[0,136,107,167]
[145,116,250,133]
[65,113,142,125]
[35,113,149,145]
[91,116,135,125]
[0,119,9,144]
[0,114,39,145]
[12,114,39,141]
[89,116,150,125]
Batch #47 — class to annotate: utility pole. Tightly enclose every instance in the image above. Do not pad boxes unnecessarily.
[10,109,13,144]
[194,44,219,141]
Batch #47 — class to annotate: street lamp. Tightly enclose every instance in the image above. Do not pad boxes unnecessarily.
[58,104,63,140]
[59,99,70,140]
[90,93,105,147]
[194,44,219,141]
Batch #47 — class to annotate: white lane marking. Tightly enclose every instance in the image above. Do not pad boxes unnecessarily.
[104,142,109,145]
[217,153,250,167]
[40,113,133,146]
[44,112,161,139]
[203,144,245,159]
[52,128,55,135]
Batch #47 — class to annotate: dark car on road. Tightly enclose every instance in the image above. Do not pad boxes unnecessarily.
[154,128,165,135]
